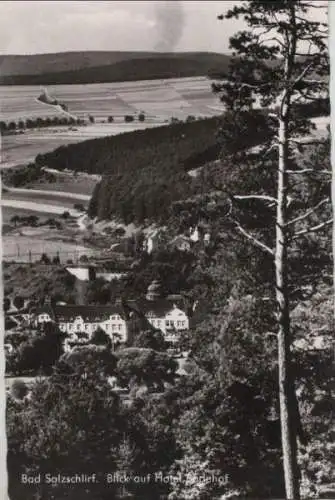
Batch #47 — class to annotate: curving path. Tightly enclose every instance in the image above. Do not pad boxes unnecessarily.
[2,183,90,202]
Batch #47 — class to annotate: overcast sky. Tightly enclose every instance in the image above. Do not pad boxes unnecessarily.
[0,1,328,56]
[0,1,246,55]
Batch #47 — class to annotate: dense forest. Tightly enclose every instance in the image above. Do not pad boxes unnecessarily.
[0,53,231,85]
[35,97,329,225]
[35,117,222,222]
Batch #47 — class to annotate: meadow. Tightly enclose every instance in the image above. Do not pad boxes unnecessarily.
[2,235,97,263]
[0,76,221,122]
[0,76,222,168]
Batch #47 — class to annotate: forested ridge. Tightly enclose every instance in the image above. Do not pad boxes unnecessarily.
[36,117,223,222]
[35,97,329,225]
[0,52,231,85]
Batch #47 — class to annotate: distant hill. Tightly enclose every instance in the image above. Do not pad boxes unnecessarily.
[0,51,231,85]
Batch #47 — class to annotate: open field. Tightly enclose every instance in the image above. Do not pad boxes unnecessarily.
[3,233,98,263]
[27,172,98,195]
[1,198,82,213]
[0,122,163,169]
[2,206,60,225]
[2,186,89,208]
[0,77,221,122]
[0,77,222,168]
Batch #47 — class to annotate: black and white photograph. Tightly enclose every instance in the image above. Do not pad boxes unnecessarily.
[1,1,333,499]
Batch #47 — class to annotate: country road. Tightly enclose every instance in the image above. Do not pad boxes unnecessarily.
[1,199,81,216]
[3,183,90,201]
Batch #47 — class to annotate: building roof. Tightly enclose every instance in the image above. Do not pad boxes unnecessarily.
[35,305,55,319]
[146,279,164,300]
[35,305,126,322]
[131,298,184,318]
[33,297,187,323]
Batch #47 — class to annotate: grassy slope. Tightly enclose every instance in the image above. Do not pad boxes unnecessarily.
[0,52,230,85]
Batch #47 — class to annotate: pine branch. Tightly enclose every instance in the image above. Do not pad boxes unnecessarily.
[286,198,329,226]
[238,82,272,90]
[302,79,328,85]
[233,194,277,204]
[288,139,328,147]
[292,218,333,239]
[234,222,274,255]
[294,91,328,102]
[292,61,316,87]
[258,36,286,48]
[286,169,330,175]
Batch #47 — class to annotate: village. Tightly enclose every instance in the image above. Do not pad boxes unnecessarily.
[3,2,334,499]
[3,223,211,396]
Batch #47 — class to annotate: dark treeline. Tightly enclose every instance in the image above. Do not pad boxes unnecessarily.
[0,116,84,133]
[0,54,231,86]
[2,163,56,188]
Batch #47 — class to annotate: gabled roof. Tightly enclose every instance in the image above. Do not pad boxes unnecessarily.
[35,305,55,319]
[54,305,125,322]
[130,298,185,318]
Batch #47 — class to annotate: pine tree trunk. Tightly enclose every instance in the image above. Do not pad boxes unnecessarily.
[276,116,300,499]
[332,1,335,358]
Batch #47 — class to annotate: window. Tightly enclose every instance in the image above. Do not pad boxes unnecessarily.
[118,324,122,331]
[166,320,172,328]
[77,324,81,331]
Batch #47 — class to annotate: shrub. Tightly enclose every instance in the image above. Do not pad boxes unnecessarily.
[40,253,51,264]
[124,115,134,122]
[13,295,24,310]
[74,203,85,212]
[11,380,28,400]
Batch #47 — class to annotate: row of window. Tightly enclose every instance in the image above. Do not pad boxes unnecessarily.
[166,320,187,328]
[40,315,187,332]
[105,323,124,332]
[59,322,125,333]
[150,319,187,329]
[38,314,122,323]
